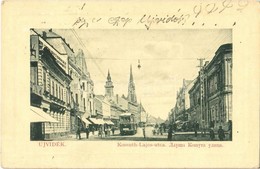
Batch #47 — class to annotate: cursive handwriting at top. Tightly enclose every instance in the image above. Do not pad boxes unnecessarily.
[108,16,132,27]
[137,13,190,30]
[72,0,249,30]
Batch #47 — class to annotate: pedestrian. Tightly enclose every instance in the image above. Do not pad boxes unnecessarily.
[111,126,115,135]
[85,126,90,139]
[218,126,225,141]
[104,126,107,137]
[92,126,95,136]
[76,126,81,140]
[98,125,103,138]
[160,126,163,135]
[107,126,111,137]
[143,127,146,139]
[152,128,156,135]
[167,125,173,141]
[194,121,199,137]
[209,127,215,141]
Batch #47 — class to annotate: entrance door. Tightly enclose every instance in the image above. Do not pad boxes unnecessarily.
[30,122,43,140]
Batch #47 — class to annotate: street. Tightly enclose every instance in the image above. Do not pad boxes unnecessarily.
[54,126,230,141]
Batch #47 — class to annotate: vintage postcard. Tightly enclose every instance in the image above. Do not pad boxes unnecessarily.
[1,0,260,168]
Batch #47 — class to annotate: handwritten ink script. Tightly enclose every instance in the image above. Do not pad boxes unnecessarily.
[72,0,249,30]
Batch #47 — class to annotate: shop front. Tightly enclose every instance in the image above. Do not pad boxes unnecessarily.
[30,106,58,140]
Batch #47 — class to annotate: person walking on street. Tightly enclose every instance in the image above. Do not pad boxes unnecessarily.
[143,127,146,139]
[76,126,81,140]
[98,125,103,138]
[111,126,115,135]
[92,126,95,136]
[159,125,163,135]
[167,125,173,141]
[85,126,90,139]
[209,127,215,141]
[218,126,225,141]
[194,121,199,137]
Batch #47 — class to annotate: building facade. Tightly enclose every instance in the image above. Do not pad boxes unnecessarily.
[204,43,232,129]
[172,79,193,122]
[69,49,94,131]
[189,43,232,129]
[30,29,72,140]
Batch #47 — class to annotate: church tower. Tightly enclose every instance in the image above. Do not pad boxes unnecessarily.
[127,65,137,103]
[105,70,114,97]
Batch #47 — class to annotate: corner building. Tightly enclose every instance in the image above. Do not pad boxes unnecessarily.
[30,29,72,140]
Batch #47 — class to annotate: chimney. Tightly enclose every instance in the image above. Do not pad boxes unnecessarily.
[116,94,119,104]
[49,28,52,32]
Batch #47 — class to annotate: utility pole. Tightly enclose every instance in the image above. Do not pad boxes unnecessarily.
[197,58,205,131]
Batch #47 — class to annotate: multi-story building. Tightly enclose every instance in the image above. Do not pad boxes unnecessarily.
[30,29,72,140]
[68,49,94,131]
[173,79,193,122]
[189,43,232,129]
[189,77,202,124]
[204,43,232,129]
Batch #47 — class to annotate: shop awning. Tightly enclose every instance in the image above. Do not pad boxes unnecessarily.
[82,118,91,124]
[30,106,58,123]
[87,118,100,124]
[104,120,114,125]
[87,118,106,125]
[97,119,105,125]
[80,113,91,124]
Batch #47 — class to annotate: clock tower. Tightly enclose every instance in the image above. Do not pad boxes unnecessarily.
[105,70,114,97]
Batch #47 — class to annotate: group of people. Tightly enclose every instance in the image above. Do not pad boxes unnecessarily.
[166,120,232,141]
[76,125,116,140]
[76,125,92,140]
[97,125,116,138]
[209,120,232,141]
[152,124,164,136]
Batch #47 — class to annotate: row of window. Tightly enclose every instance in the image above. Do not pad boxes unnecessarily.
[74,93,92,112]
[42,68,67,102]
[209,104,226,122]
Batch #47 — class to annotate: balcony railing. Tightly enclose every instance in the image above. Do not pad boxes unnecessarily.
[30,82,43,96]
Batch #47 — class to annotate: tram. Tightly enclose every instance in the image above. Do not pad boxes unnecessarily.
[119,113,137,135]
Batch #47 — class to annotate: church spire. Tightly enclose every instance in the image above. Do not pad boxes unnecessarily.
[107,69,111,81]
[128,65,137,103]
[105,69,114,97]
[130,64,133,82]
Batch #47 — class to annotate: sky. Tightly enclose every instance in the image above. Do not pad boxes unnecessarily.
[54,29,232,120]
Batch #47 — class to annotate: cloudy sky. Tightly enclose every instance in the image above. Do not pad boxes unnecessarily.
[54,29,232,120]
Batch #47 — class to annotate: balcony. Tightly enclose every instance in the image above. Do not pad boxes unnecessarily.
[30,82,43,96]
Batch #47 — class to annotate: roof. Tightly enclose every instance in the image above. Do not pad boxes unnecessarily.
[31,29,74,55]
[46,38,67,54]
[111,95,128,110]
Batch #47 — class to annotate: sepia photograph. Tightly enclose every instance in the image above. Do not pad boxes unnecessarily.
[30,29,232,142]
[2,0,259,168]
